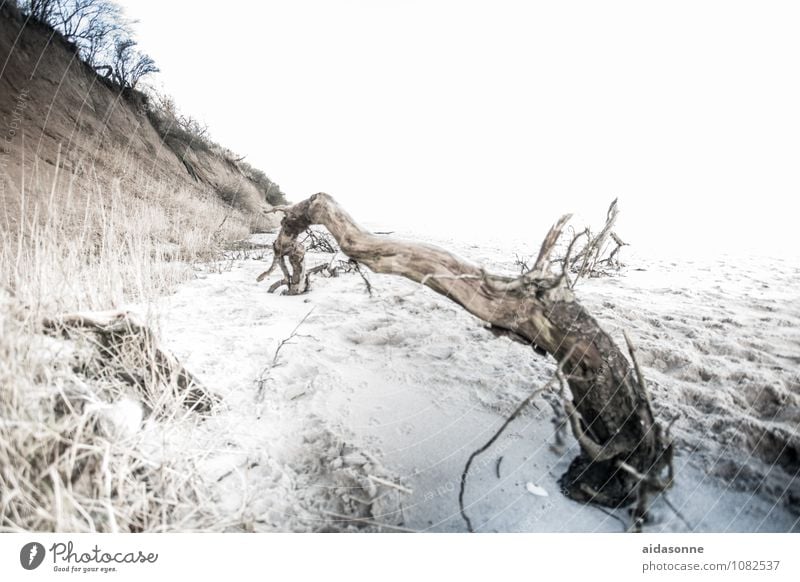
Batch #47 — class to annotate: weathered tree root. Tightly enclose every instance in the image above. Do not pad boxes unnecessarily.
[258,216,370,295]
[43,311,218,413]
[264,260,370,295]
[556,198,629,286]
[302,228,338,253]
[257,193,669,509]
[559,330,675,530]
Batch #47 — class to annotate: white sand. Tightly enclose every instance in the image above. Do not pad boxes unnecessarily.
[146,231,799,532]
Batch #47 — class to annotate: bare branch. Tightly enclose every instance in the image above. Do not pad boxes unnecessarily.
[534,213,573,273]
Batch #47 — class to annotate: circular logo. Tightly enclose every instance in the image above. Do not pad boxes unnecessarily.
[19,542,46,570]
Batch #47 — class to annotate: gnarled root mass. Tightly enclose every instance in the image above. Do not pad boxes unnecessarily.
[257,193,670,508]
[43,311,218,414]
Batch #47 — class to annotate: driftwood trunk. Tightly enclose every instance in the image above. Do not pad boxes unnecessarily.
[259,193,668,507]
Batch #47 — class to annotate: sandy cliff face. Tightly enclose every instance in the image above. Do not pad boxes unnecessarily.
[0,4,278,225]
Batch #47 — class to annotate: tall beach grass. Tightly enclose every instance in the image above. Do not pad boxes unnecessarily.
[0,164,252,532]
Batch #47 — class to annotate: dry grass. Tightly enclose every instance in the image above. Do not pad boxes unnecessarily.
[2,165,250,311]
[0,166,252,532]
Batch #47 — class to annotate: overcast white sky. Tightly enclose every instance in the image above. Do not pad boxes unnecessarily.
[119,1,799,256]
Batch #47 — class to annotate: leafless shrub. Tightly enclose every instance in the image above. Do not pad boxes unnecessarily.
[146,90,210,144]
[143,90,288,209]
[238,162,287,206]
[107,37,158,90]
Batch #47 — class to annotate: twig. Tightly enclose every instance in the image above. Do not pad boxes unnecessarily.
[513,254,531,275]
[661,494,694,531]
[563,228,589,289]
[564,398,620,462]
[594,505,628,531]
[367,474,413,495]
[304,228,338,253]
[571,198,619,286]
[351,261,373,296]
[320,511,416,533]
[255,308,315,402]
[624,329,652,411]
[459,346,576,532]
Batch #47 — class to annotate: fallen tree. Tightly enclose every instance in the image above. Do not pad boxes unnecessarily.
[257,193,671,513]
